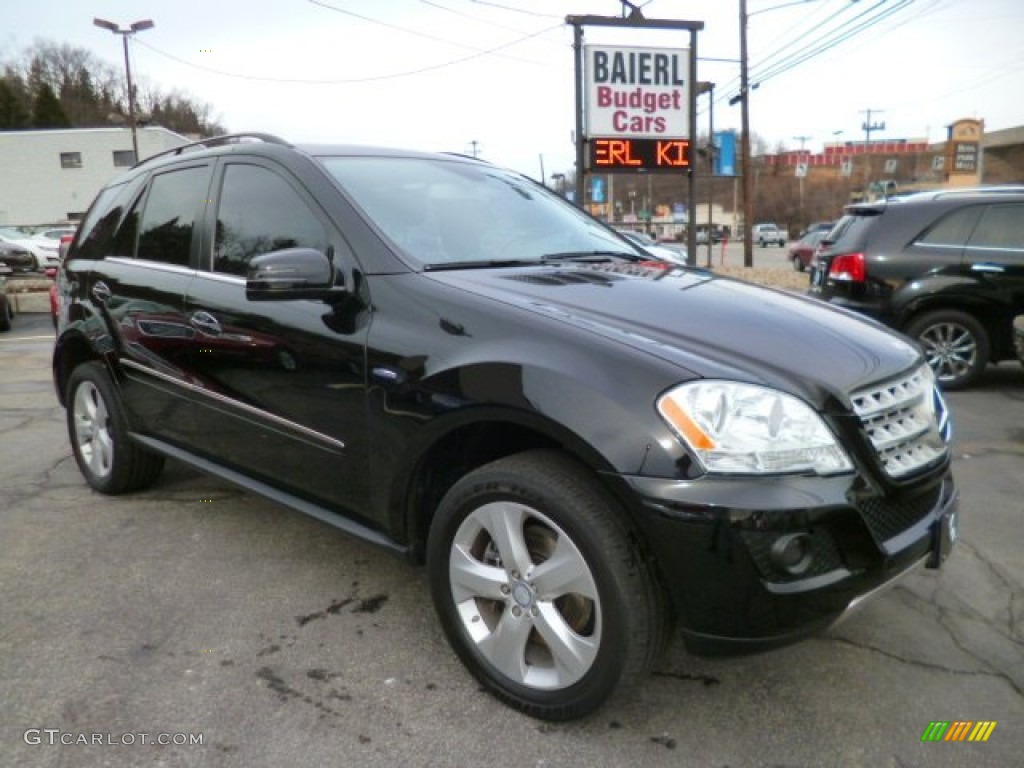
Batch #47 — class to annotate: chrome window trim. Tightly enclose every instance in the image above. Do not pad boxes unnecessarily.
[197,271,246,286]
[107,257,198,277]
[121,358,346,451]
[963,244,1024,255]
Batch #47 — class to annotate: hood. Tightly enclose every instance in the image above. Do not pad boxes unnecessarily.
[426,264,921,406]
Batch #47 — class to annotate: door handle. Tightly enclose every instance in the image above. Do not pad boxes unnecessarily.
[971,263,1005,274]
[190,310,222,336]
[91,281,112,304]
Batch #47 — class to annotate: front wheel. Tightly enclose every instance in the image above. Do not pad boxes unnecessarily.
[426,450,663,721]
[904,309,990,390]
[67,361,165,493]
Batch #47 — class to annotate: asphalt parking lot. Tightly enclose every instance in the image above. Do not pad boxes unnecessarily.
[2,311,1021,767]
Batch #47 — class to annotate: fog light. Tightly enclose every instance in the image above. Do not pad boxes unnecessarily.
[770,533,812,575]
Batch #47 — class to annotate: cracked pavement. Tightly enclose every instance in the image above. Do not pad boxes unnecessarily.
[1,314,1021,767]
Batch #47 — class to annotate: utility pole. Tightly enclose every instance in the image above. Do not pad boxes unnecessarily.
[699,81,716,268]
[860,108,885,191]
[738,0,753,267]
[468,140,481,159]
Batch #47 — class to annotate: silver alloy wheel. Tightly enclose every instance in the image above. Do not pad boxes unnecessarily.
[448,501,600,690]
[917,320,978,384]
[72,380,114,480]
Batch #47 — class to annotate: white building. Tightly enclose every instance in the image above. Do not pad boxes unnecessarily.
[0,127,189,226]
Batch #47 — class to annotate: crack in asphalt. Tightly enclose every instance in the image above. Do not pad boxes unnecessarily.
[0,414,36,433]
[829,634,1022,698]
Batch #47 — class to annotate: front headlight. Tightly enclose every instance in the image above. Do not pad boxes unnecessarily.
[657,380,854,475]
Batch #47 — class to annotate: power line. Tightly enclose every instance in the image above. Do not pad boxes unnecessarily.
[467,0,564,19]
[752,0,914,85]
[307,0,540,64]
[711,0,915,113]
[748,0,875,82]
[134,22,562,84]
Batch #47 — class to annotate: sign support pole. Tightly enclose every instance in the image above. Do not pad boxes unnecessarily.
[573,23,586,208]
[688,28,698,265]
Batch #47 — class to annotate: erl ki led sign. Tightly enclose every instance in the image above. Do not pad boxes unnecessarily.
[585,44,691,172]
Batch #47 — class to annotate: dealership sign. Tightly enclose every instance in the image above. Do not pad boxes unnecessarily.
[584,45,690,139]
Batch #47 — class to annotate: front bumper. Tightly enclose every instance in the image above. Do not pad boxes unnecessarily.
[619,467,959,655]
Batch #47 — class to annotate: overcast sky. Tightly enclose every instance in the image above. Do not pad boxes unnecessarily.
[3,0,1022,179]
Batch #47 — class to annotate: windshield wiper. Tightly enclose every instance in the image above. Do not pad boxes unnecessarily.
[423,258,541,271]
[540,250,643,263]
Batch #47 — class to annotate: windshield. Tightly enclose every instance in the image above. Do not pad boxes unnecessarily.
[318,156,635,267]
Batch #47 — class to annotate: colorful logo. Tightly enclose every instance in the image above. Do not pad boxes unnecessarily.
[921,721,997,742]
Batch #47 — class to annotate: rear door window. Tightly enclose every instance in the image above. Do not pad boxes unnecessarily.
[916,206,983,247]
[966,204,1024,257]
[136,166,211,267]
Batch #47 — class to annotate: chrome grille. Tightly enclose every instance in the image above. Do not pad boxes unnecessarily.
[851,365,949,479]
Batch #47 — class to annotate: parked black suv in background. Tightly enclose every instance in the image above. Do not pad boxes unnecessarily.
[54,134,958,720]
[809,187,1024,389]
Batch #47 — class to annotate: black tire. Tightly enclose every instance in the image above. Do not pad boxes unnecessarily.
[426,449,663,721]
[66,361,165,493]
[904,309,990,390]
[791,255,805,272]
[0,294,11,332]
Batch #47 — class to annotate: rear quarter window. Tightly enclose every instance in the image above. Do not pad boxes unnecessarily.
[73,177,144,261]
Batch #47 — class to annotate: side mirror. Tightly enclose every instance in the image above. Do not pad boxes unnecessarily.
[246,247,335,301]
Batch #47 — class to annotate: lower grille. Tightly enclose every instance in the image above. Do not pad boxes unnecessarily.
[856,484,941,544]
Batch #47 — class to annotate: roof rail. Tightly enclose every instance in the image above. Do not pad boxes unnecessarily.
[928,184,1024,199]
[440,151,491,164]
[133,133,291,170]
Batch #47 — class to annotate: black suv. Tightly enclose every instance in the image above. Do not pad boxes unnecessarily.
[54,134,958,720]
[809,187,1024,389]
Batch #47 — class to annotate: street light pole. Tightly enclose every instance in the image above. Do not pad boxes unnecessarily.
[93,17,155,163]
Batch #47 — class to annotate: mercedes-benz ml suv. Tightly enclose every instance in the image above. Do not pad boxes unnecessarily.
[54,134,959,720]
[809,187,1024,389]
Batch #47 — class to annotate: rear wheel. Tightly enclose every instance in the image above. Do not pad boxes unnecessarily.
[67,362,165,493]
[426,450,663,721]
[905,309,990,390]
[791,254,805,272]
